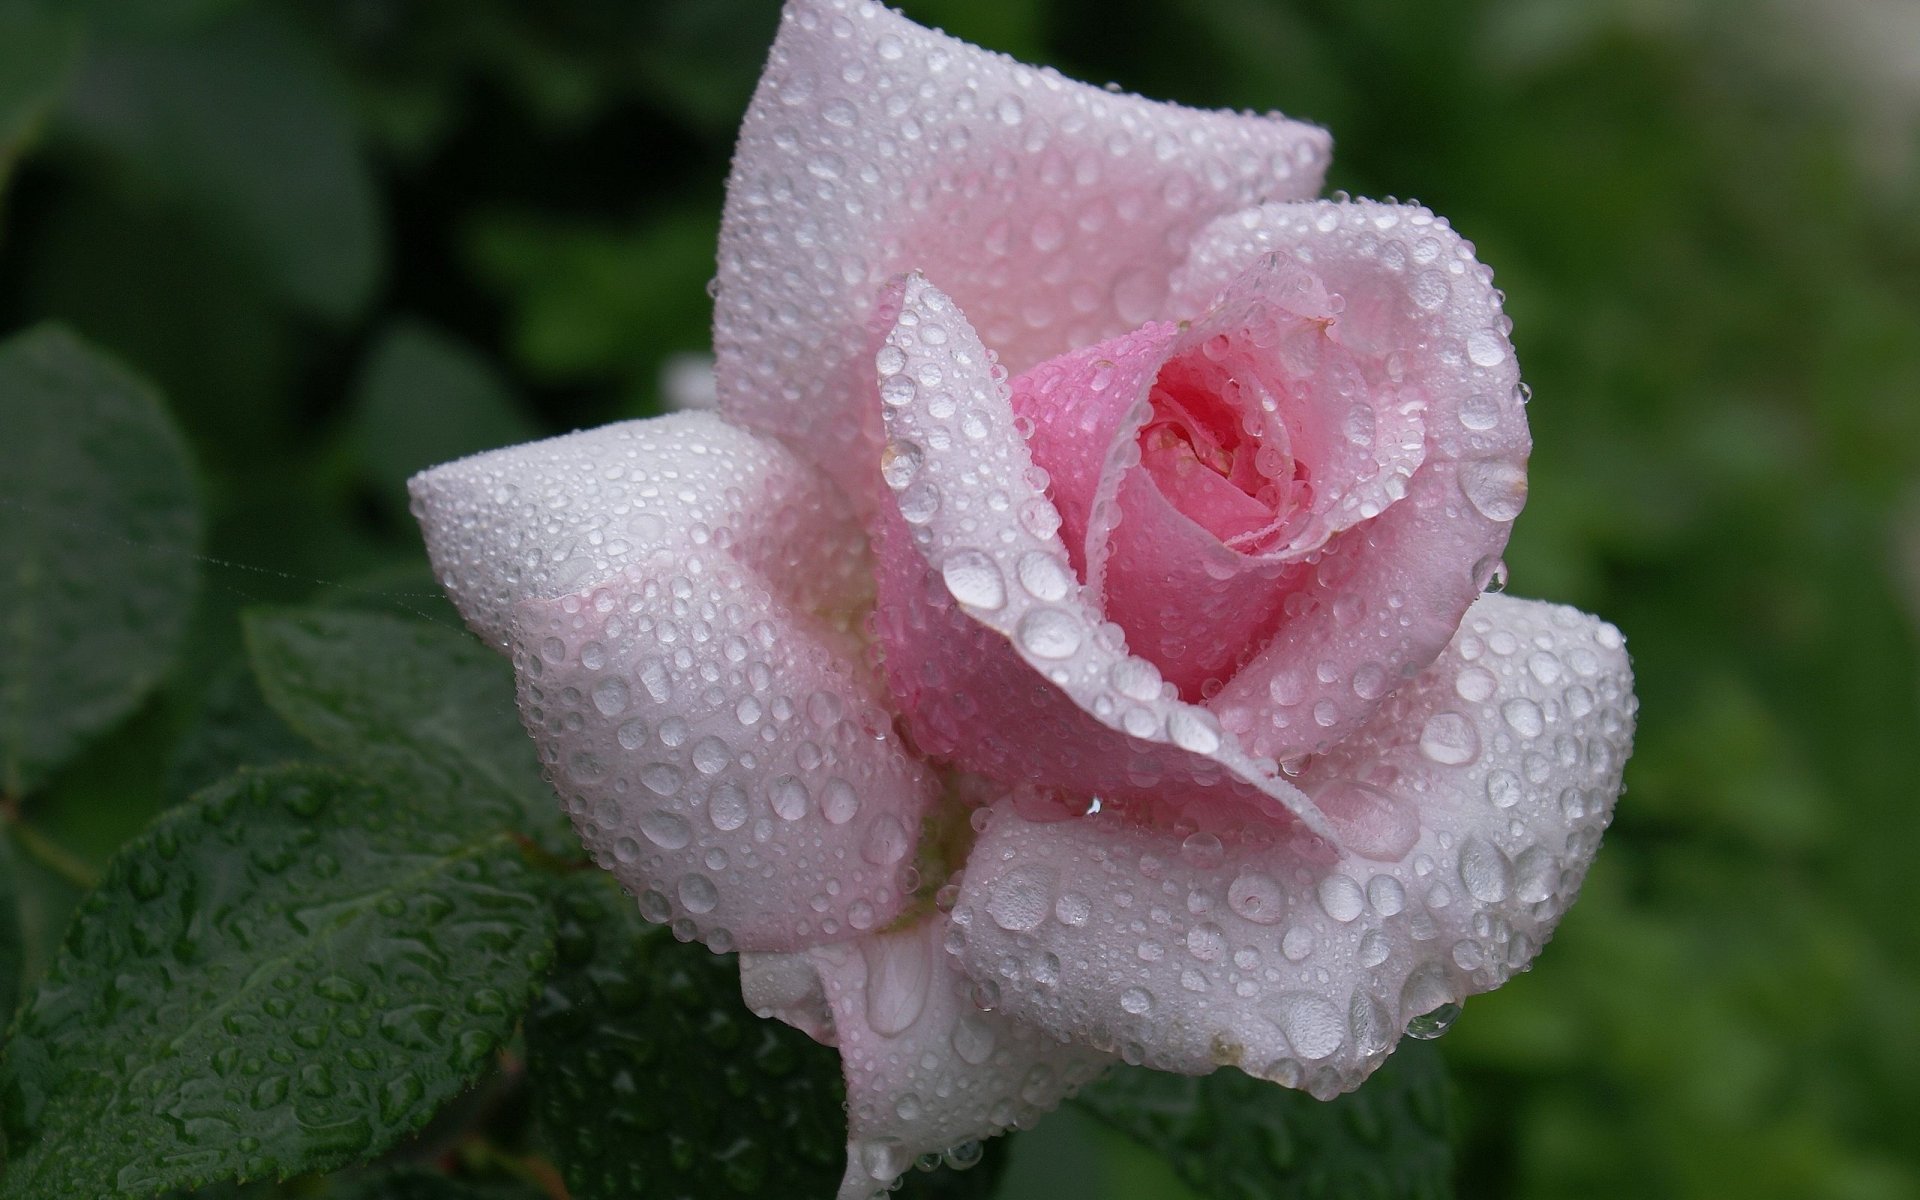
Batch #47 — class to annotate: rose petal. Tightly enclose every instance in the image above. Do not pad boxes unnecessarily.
[743,919,1113,1199]
[1164,201,1531,761]
[409,413,870,652]
[715,0,1331,512]
[949,593,1634,1096]
[1011,255,1428,697]
[415,414,938,952]
[873,273,1338,835]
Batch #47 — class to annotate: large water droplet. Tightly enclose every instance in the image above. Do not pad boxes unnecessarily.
[941,549,1007,610]
[1271,993,1346,1061]
[640,810,691,850]
[1017,607,1081,659]
[1458,459,1527,522]
[986,866,1055,932]
[1419,711,1481,766]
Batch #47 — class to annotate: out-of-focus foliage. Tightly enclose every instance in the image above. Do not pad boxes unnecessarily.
[0,1,1914,1198]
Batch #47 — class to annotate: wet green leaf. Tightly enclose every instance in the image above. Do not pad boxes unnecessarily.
[526,872,846,1200]
[0,324,201,798]
[1074,1042,1456,1200]
[242,609,569,850]
[0,764,555,1199]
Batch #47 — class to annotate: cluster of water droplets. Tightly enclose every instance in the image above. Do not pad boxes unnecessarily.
[944,592,1633,1098]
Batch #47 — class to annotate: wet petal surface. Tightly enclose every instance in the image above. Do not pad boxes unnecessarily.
[715,0,1330,510]
[949,593,1634,1095]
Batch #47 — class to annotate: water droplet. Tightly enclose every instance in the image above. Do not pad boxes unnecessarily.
[710,782,749,830]
[678,874,718,914]
[1053,891,1091,926]
[640,810,691,849]
[1466,330,1507,367]
[1168,708,1222,754]
[820,777,859,824]
[1317,874,1365,922]
[1486,769,1522,809]
[1017,607,1081,659]
[1458,836,1512,902]
[1228,872,1287,924]
[1419,711,1481,766]
[1016,551,1073,601]
[770,775,810,820]
[1458,459,1527,522]
[591,677,629,716]
[1405,1002,1462,1040]
[1453,666,1496,703]
[1120,987,1154,1015]
[1271,993,1346,1061]
[1502,697,1545,738]
[986,866,1054,932]
[941,549,1007,609]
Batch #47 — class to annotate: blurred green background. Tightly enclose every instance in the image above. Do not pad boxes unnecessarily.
[2,0,1917,1197]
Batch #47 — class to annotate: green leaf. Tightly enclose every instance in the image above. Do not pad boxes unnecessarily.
[0,323,201,798]
[57,7,383,320]
[242,609,570,849]
[0,764,556,1199]
[0,0,85,196]
[1074,1042,1457,1200]
[347,321,540,511]
[527,872,846,1200]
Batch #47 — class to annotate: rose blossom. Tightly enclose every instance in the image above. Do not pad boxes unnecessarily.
[408,1,1637,1195]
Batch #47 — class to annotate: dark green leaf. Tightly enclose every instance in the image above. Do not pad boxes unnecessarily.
[527,872,846,1200]
[0,0,85,195]
[57,7,383,320]
[0,764,555,1199]
[347,321,540,512]
[242,609,570,850]
[0,323,201,798]
[1074,1042,1457,1200]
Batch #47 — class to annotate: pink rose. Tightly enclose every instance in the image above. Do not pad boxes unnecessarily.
[410,1,1637,1195]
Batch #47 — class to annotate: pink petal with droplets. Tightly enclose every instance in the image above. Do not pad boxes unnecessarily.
[1010,255,1427,697]
[948,594,1633,1094]
[413,414,938,952]
[743,918,1112,1200]
[714,0,1330,513]
[1166,201,1531,761]
[871,272,1335,837]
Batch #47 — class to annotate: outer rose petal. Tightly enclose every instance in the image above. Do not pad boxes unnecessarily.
[742,919,1113,1200]
[410,412,869,651]
[413,415,938,952]
[948,594,1634,1097]
[1169,201,1532,761]
[873,273,1335,837]
[715,0,1331,512]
